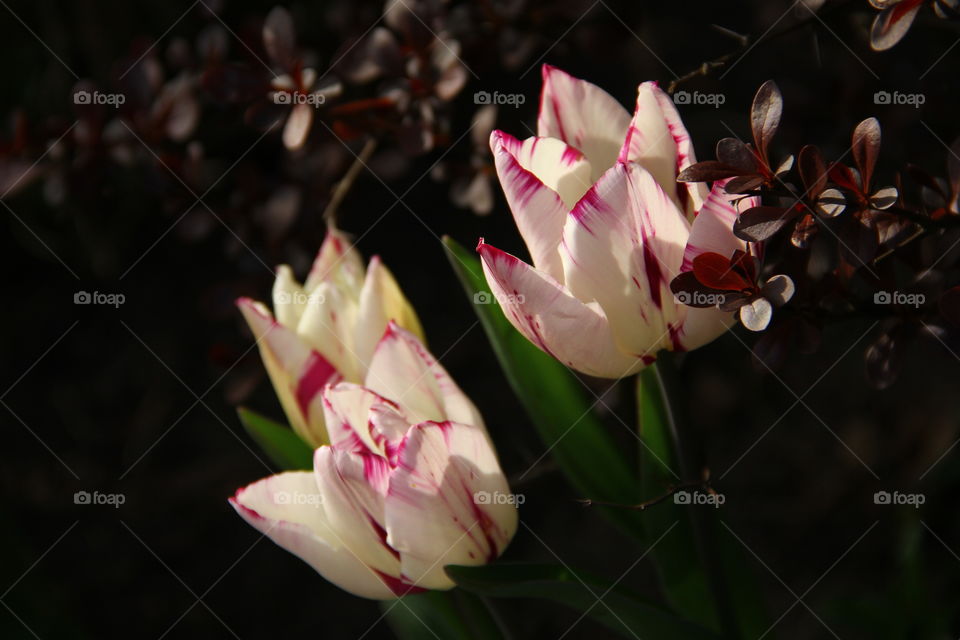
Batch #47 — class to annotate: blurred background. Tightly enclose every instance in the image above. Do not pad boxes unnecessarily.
[2,0,959,637]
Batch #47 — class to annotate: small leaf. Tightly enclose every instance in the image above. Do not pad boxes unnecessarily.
[761,274,796,306]
[750,80,782,160]
[798,144,827,195]
[715,137,757,170]
[852,117,882,190]
[740,297,773,332]
[817,188,846,217]
[693,252,752,291]
[870,186,899,210]
[263,6,296,67]
[870,3,922,51]
[237,407,314,470]
[677,160,743,183]
[724,174,765,194]
[733,205,797,242]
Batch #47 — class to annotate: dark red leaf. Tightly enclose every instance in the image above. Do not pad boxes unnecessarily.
[733,205,798,242]
[798,144,826,196]
[750,80,782,161]
[852,117,881,191]
[692,252,752,291]
[677,160,743,183]
[716,137,757,171]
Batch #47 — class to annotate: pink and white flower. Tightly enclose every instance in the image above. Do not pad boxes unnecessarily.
[230,323,517,599]
[479,65,756,378]
[238,227,425,446]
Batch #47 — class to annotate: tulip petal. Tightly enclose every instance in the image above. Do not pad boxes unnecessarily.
[296,281,361,382]
[322,383,408,459]
[385,421,517,590]
[488,131,580,281]
[354,257,426,374]
[238,298,341,446]
[230,471,398,599]
[560,162,690,357]
[680,179,752,272]
[619,82,707,217]
[272,265,307,328]
[477,242,646,378]
[312,447,422,596]
[365,323,485,427]
[491,131,593,209]
[304,226,365,293]
[537,65,631,180]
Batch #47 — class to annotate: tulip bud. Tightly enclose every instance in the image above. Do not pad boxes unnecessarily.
[238,227,425,446]
[481,66,757,378]
[230,324,517,598]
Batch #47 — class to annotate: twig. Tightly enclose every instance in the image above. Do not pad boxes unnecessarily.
[578,478,716,511]
[668,0,857,94]
[322,136,378,225]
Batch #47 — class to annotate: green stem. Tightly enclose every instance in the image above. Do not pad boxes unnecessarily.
[643,357,741,639]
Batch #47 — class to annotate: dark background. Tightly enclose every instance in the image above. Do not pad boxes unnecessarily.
[2,0,959,638]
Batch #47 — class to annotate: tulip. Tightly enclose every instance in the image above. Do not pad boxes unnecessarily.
[230,323,517,599]
[238,227,425,446]
[479,65,757,378]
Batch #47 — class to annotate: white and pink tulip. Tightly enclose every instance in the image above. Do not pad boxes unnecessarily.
[238,227,425,446]
[479,65,756,378]
[230,323,517,599]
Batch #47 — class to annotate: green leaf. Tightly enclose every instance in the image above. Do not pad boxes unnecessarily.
[237,407,314,470]
[382,590,506,640]
[443,237,642,534]
[447,563,722,640]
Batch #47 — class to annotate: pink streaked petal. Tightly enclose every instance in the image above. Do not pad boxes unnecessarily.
[354,256,425,375]
[296,281,360,382]
[537,64,631,180]
[365,323,485,429]
[619,82,707,218]
[489,131,570,282]
[229,471,397,599]
[477,241,646,378]
[238,297,341,446]
[681,179,753,272]
[304,225,365,292]
[560,163,690,357]
[385,421,517,590]
[313,447,405,582]
[491,130,593,209]
[322,383,408,458]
